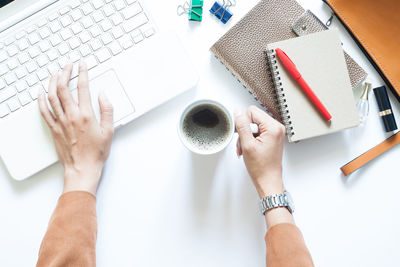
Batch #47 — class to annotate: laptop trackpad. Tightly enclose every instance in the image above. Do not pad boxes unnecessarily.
[73,69,135,126]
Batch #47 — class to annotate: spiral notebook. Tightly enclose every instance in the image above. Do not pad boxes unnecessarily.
[265,29,360,142]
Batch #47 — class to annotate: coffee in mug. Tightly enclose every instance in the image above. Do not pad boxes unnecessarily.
[179,100,234,155]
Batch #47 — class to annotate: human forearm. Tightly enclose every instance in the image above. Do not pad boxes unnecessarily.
[37,191,97,267]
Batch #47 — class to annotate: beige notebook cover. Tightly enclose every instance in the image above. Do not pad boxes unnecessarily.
[266,29,360,142]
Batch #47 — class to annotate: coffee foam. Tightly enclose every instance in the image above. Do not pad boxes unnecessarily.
[182,104,231,152]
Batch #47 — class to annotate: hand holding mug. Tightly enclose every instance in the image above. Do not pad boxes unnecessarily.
[235,106,286,198]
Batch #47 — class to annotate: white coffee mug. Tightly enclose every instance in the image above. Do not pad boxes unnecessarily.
[178,99,258,155]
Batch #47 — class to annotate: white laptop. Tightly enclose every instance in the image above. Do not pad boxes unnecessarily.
[0,0,198,180]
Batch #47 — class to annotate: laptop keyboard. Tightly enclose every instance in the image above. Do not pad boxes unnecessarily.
[0,0,155,119]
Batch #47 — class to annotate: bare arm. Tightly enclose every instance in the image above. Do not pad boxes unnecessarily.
[36,61,114,266]
[235,106,313,267]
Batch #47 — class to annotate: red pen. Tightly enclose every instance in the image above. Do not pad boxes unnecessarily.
[275,48,332,121]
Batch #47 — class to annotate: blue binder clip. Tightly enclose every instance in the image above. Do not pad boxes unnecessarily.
[210,0,235,24]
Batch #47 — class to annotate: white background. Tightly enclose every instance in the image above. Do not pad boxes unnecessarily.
[1,0,399,266]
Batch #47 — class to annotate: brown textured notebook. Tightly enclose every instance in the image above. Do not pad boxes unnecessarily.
[210,0,367,121]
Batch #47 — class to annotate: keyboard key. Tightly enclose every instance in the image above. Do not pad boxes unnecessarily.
[28,46,40,58]
[7,45,19,57]
[92,0,104,9]
[49,34,62,46]
[28,32,41,45]
[92,10,104,23]
[48,12,59,21]
[4,37,15,46]
[58,43,70,55]
[70,0,81,9]
[42,78,50,92]
[0,103,10,118]
[37,18,48,28]
[68,50,81,62]
[122,2,142,19]
[47,49,59,61]
[26,74,39,86]
[39,40,51,52]
[143,28,155,38]
[71,22,84,34]
[47,62,60,73]
[60,29,73,41]
[89,25,102,37]
[7,58,19,70]
[101,33,113,45]
[26,25,36,34]
[15,31,26,40]
[0,51,7,62]
[109,41,122,55]
[59,6,71,15]
[0,86,16,102]
[68,37,80,50]
[18,52,30,64]
[26,61,38,73]
[0,79,5,89]
[71,9,83,21]
[15,80,28,92]
[79,32,91,43]
[132,33,144,44]
[119,35,133,49]
[112,26,124,39]
[39,27,51,39]
[85,55,98,69]
[17,39,30,51]
[58,56,69,68]
[18,91,32,106]
[79,44,91,56]
[60,15,73,27]
[4,73,17,85]
[100,20,112,31]
[36,54,49,67]
[29,84,43,100]
[37,68,49,81]
[7,96,21,111]
[114,0,126,11]
[81,17,94,29]
[95,48,111,63]
[15,66,28,79]
[90,39,102,51]
[0,64,7,76]
[81,3,94,15]
[111,13,123,25]
[122,13,148,33]
[103,5,114,17]
[126,0,137,5]
[49,21,61,33]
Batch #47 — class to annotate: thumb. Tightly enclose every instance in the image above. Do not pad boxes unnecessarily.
[98,91,114,131]
[234,110,254,149]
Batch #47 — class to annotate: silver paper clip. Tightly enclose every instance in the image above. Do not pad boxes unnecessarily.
[177,1,202,19]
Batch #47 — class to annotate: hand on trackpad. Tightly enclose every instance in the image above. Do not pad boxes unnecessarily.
[72,69,135,125]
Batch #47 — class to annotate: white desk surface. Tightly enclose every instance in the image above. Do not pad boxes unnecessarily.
[1,0,399,266]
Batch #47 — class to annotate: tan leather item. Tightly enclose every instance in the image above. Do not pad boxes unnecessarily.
[341,132,400,176]
[210,0,367,121]
[325,0,400,101]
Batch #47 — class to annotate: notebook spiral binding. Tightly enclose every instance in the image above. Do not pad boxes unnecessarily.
[265,49,294,137]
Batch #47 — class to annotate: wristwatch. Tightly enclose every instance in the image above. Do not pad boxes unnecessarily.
[259,190,295,215]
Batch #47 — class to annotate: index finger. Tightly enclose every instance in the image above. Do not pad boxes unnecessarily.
[77,60,93,113]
